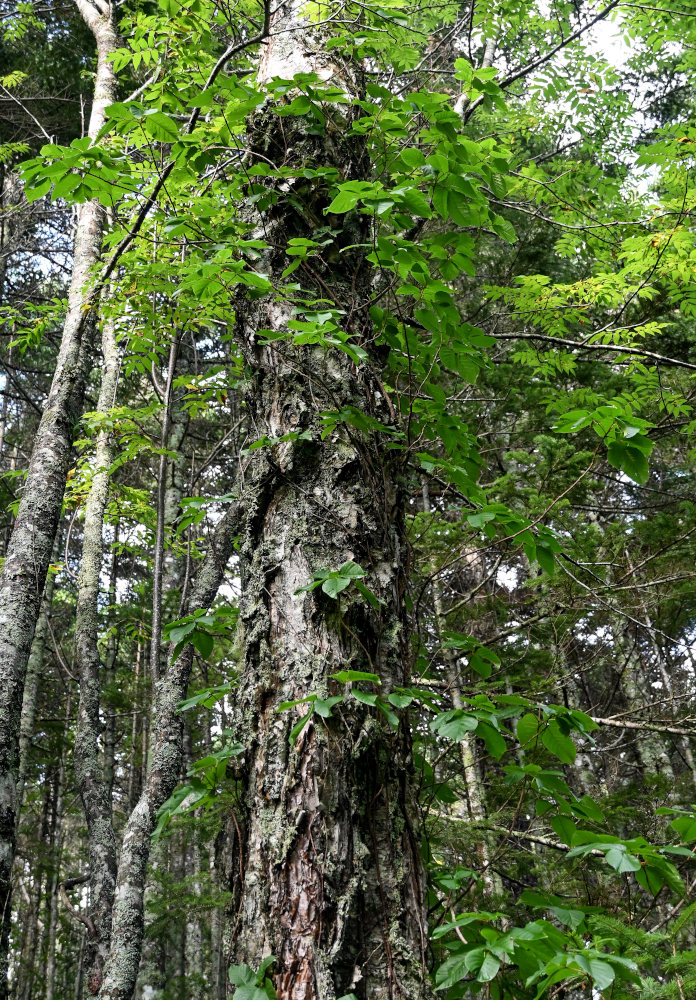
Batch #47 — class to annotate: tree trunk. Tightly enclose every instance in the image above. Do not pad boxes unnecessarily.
[225,6,430,996]
[97,499,247,1000]
[74,309,120,996]
[420,481,498,895]
[16,563,57,823]
[0,5,118,991]
[103,526,120,811]
[15,776,52,1000]
[45,690,71,1000]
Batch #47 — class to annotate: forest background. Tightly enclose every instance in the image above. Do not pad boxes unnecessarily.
[1,0,696,999]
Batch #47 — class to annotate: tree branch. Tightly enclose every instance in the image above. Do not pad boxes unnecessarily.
[59,874,96,938]
[464,0,623,120]
[494,331,696,372]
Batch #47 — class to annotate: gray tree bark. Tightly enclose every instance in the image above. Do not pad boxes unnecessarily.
[0,5,118,992]
[73,309,120,996]
[135,366,189,1000]
[45,689,72,1000]
[16,563,57,824]
[224,5,431,996]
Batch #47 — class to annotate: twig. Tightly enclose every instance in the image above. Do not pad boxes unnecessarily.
[493,332,696,372]
[59,874,96,938]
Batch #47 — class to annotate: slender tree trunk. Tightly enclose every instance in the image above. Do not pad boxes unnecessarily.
[420,482,498,894]
[128,350,192,1000]
[45,691,71,1000]
[0,6,118,991]
[225,6,430,996]
[15,778,51,1000]
[150,336,180,685]
[98,499,247,1000]
[74,309,120,996]
[16,564,57,824]
[104,525,120,810]
[135,357,190,996]
[75,931,87,1000]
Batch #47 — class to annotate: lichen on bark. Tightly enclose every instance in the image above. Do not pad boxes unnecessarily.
[223,4,431,997]
[0,4,118,994]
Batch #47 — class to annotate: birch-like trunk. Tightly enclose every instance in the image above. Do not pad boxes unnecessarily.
[225,5,430,996]
[16,564,57,823]
[74,309,120,996]
[0,6,118,992]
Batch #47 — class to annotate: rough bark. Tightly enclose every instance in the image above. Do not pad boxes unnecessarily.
[0,5,118,992]
[135,370,189,1000]
[73,309,120,997]
[224,5,430,996]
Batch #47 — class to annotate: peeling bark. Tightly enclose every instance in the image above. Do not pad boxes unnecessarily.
[0,5,118,993]
[225,5,431,996]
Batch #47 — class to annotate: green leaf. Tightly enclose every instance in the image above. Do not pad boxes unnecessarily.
[430,709,478,741]
[233,987,275,1000]
[143,111,179,142]
[352,690,378,707]
[397,187,431,218]
[604,847,641,873]
[191,629,214,659]
[575,956,615,991]
[549,815,577,846]
[168,621,195,644]
[51,171,82,200]
[491,214,516,243]
[255,956,276,983]
[322,575,351,598]
[289,708,314,744]
[314,696,343,718]
[477,952,501,982]
[400,147,425,168]
[376,698,399,729]
[277,695,317,711]
[435,953,470,990]
[388,693,413,708]
[331,670,381,684]
[541,721,576,764]
[478,723,507,760]
[229,965,256,987]
[105,101,136,121]
[338,561,365,578]
[635,864,664,894]
[355,579,383,608]
[607,440,650,484]
[517,713,539,747]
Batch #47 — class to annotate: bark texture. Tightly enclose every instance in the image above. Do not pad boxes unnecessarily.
[0,5,118,994]
[74,309,120,997]
[226,5,430,997]
[16,564,57,823]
